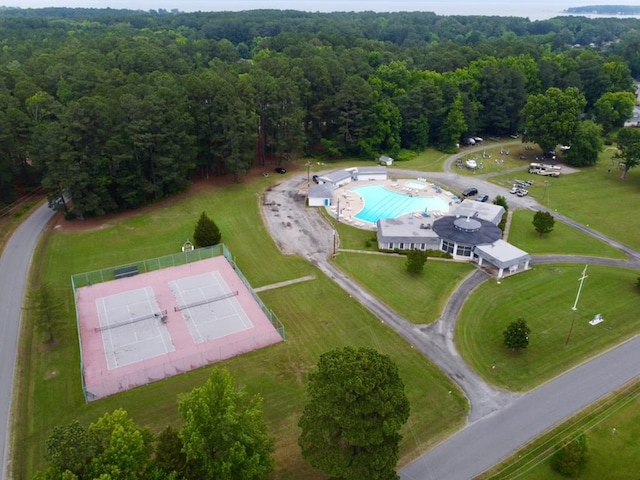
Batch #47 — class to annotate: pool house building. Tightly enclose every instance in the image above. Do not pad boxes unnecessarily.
[377,200,530,278]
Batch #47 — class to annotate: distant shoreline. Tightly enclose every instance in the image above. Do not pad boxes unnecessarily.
[565,5,640,15]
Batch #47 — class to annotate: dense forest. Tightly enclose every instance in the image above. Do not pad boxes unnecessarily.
[1,8,639,216]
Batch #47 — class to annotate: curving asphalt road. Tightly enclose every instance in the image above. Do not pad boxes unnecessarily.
[261,156,640,479]
[4,151,640,480]
[0,202,55,480]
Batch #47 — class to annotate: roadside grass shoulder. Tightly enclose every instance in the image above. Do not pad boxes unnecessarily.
[15,176,467,479]
[479,378,640,480]
[334,252,475,324]
[507,209,627,259]
[456,264,640,392]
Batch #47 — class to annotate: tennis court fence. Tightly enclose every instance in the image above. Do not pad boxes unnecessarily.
[84,330,282,401]
[72,244,286,402]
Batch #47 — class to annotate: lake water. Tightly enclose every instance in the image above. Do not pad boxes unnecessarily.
[14,0,640,19]
[207,0,640,20]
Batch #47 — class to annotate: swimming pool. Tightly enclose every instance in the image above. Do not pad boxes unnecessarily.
[405,181,427,190]
[353,185,449,223]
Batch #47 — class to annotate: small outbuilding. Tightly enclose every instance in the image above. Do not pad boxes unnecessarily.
[354,166,388,181]
[474,240,531,278]
[319,169,353,187]
[307,183,335,207]
[379,155,394,166]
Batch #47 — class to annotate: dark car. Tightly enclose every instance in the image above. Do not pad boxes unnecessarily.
[312,174,319,183]
[462,187,478,197]
[476,193,489,202]
[274,167,287,174]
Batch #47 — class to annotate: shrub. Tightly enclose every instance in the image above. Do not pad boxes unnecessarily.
[551,433,589,477]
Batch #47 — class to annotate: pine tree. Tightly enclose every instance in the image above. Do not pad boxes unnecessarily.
[193,211,221,248]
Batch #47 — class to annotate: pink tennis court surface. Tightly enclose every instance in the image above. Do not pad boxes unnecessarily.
[76,256,283,401]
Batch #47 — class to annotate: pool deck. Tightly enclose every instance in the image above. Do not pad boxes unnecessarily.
[326,177,459,229]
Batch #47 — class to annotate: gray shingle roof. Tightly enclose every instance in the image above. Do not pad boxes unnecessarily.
[432,215,502,246]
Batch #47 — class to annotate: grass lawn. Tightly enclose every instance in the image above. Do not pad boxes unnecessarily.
[479,378,640,480]
[334,252,475,324]
[14,175,467,480]
[507,209,627,259]
[390,148,451,171]
[453,141,531,177]
[456,264,640,392]
[490,146,640,251]
[319,207,379,252]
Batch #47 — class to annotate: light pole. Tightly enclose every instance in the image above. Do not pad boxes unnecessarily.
[565,265,588,347]
[306,161,311,187]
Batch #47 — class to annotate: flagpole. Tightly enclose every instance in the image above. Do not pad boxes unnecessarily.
[565,265,588,347]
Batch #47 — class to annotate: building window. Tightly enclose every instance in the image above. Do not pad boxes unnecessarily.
[456,245,473,257]
[442,240,455,254]
[399,242,405,249]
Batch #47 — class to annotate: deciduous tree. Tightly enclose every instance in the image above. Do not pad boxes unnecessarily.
[614,127,640,179]
[521,87,586,153]
[503,318,531,350]
[593,91,636,133]
[298,346,410,480]
[178,368,274,480]
[551,433,589,477]
[406,249,428,275]
[29,282,65,344]
[533,210,555,236]
[565,120,603,167]
[87,409,154,480]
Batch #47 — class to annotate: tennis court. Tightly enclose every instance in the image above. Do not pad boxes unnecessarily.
[74,253,284,401]
[95,287,174,370]
[170,272,254,343]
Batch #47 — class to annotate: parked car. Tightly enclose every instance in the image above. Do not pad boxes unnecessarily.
[516,189,529,197]
[462,187,478,197]
[274,167,287,174]
[509,186,519,194]
[312,174,319,183]
[476,193,489,202]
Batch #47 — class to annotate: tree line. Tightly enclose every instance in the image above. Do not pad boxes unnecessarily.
[0,9,638,215]
[35,348,411,480]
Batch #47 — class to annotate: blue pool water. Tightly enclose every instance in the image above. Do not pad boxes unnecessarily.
[353,185,449,223]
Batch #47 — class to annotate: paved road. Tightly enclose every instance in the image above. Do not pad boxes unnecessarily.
[4,156,639,480]
[0,202,55,480]
[401,335,640,480]
[262,161,640,479]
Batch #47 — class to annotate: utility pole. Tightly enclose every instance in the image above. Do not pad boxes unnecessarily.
[333,229,337,257]
[306,161,311,187]
[565,265,588,347]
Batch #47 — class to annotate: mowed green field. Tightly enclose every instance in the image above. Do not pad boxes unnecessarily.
[14,175,468,480]
[507,209,627,259]
[491,146,640,251]
[334,253,475,324]
[456,264,640,392]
